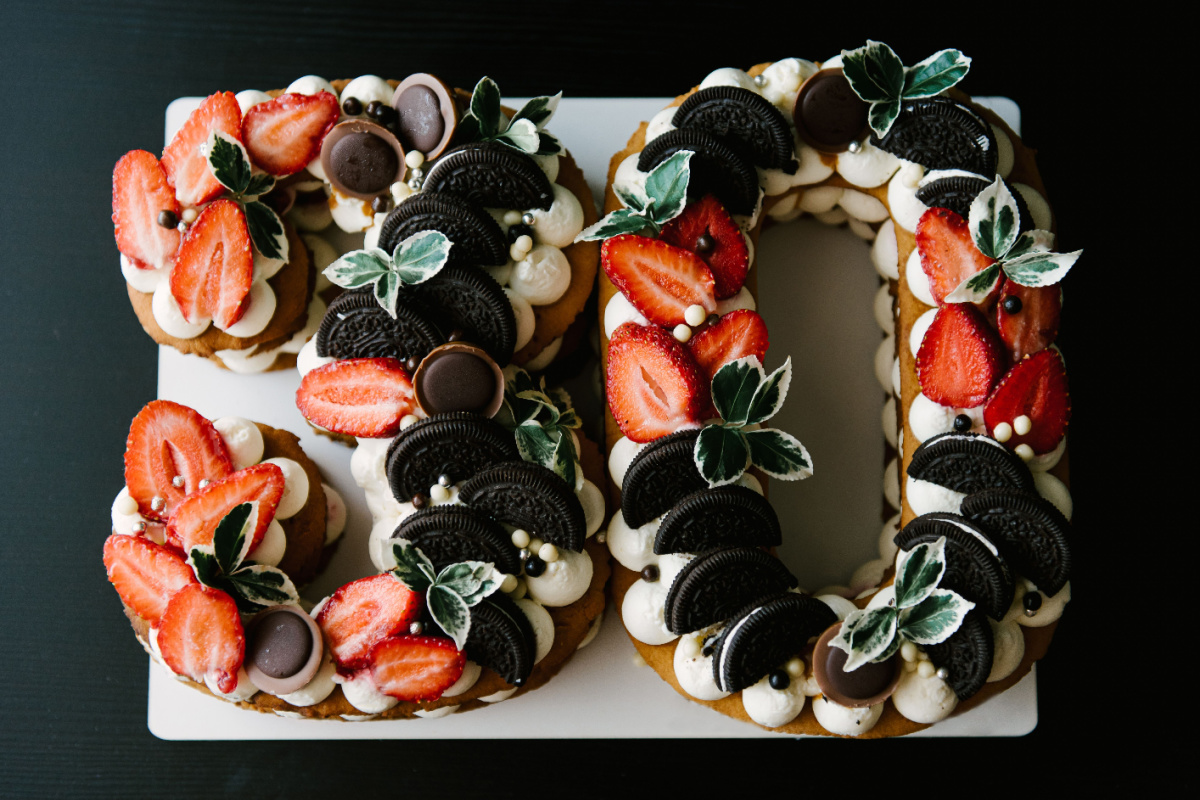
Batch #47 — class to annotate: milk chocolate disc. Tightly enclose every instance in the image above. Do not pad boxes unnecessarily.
[404,264,517,365]
[924,608,994,700]
[319,119,407,200]
[673,86,797,172]
[423,141,554,211]
[393,504,520,575]
[872,97,997,176]
[792,69,870,153]
[894,513,1015,620]
[961,488,1072,596]
[465,593,536,686]
[811,622,902,708]
[712,592,837,693]
[385,412,519,501]
[243,605,324,695]
[620,429,706,528]
[391,73,459,159]
[315,289,442,363]
[637,128,759,216]
[459,461,586,553]
[917,175,1033,234]
[662,547,797,634]
[377,192,508,267]
[413,343,505,418]
[908,432,1035,494]
[653,485,781,555]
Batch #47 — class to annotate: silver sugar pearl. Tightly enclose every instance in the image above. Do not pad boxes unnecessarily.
[409,621,423,635]
[410,167,424,180]
[847,140,862,153]
[171,475,185,488]
[198,479,210,489]
[437,474,451,488]
[518,548,531,561]
[936,667,949,680]
[753,74,767,87]
[1025,607,1038,618]
[150,496,164,511]
[407,177,423,191]
[131,521,146,533]
[521,212,535,226]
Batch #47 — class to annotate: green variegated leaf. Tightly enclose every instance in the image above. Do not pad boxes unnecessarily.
[643,150,693,225]
[867,99,902,138]
[893,538,947,609]
[837,606,899,672]
[390,539,435,593]
[514,424,558,469]
[694,425,750,487]
[516,389,561,425]
[548,388,580,429]
[213,502,255,574]
[899,589,974,645]
[187,547,222,588]
[969,177,1020,260]
[903,49,971,98]
[614,182,649,213]
[455,114,481,144]
[1005,229,1055,259]
[945,263,1001,305]
[874,632,903,664]
[428,584,472,650]
[374,271,401,319]
[244,172,276,198]
[228,564,299,611]
[842,41,905,103]
[447,561,501,606]
[497,118,541,154]
[436,562,483,598]
[324,249,391,289]
[469,77,502,138]
[746,357,792,425]
[512,92,561,128]
[575,208,651,242]
[243,200,287,261]
[206,130,252,195]
[1002,249,1082,288]
[392,229,452,284]
[536,131,562,156]
[710,356,764,426]
[549,428,577,485]
[744,428,812,481]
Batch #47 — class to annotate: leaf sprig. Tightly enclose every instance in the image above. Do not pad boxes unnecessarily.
[841,42,971,138]
[187,502,300,614]
[323,230,453,318]
[390,539,501,649]
[493,366,581,486]
[205,131,288,261]
[455,77,562,157]
[575,150,694,241]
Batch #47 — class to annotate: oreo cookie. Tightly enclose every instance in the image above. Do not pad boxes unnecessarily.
[404,265,517,365]
[377,193,508,267]
[385,413,519,502]
[894,513,1015,620]
[637,128,759,216]
[663,547,797,634]
[460,461,586,552]
[871,97,997,176]
[916,175,1033,234]
[712,592,837,693]
[924,608,994,700]
[961,488,1072,596]
[672,87,797,173]
[465,592,536,686]
[315,289,441,362]
[620,430,706,528]
[908,432,1035,494]
[653,486,781,555]
[392,505,520,575]
[423,141,554,210]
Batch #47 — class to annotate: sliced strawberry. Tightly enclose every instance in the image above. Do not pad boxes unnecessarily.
[367,635,466,701]
[103,534,198,626]
[161,91,242,207]
[916,207,998,306]
[602,234,717,327]
[112,150,182,271]
[157,583,245,693]
[166,463,284,555]
[688,309,770,381]
[658,195,751,299]
[996,279,1061,361]
[125,400,233,522]
[169,199,254,329]
[916,304,1007,408]
[296,358,416,438]
[317,574,422,670]
[241,92,341,177]
[984,348,1070,454]
[607,322,707,442]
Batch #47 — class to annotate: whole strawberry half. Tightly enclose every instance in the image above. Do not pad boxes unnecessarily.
[169,199,255,330]
[124,400,233,522]
[166,463,285,556]
[984,348,1070,455]
[659,194,750,299]
[317,574,423,671]
[103,534,198,627]
[296,357,416,438]
[996,279,1061,361]
[916,207,998,306]
[602,234,717,328]
[916,304,1007,408]
[161,91,242,207]
[607,322,706,442]
[112,150,181,271]
[242,91,341,177]
[367,635,466,701]
[157,583,245,694]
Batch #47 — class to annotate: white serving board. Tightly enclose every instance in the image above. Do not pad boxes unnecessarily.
[149,95,1034,739]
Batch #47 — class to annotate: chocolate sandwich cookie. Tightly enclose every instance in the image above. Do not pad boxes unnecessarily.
[636,128,759,216]
[872,97,998,176]
[619,430,707,528]
[712,592,837,693]
[423,141,554,211]
[376,192,508,267]
[459,461,586,553]
[791,68,870,153]
[653,485,781,556]
[392,505,520,575]
[315,288,442,363]
[894,513,1015,620]
[385,412,519,502]
[663,547,797,634]
[916,175,1034,234]
[465,592,537,686]
[960,488,1072,597]
[673,86,797,172]
[403,265,517,365]
[907,432,1035,494]
[923,608,994,700]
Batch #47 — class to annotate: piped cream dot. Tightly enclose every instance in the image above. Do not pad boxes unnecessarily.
[918,660,936,678]
[115,493,138,516]
[503,210,523,226]
[1015,444,1035,461]
[515,234,533,252]
[673,324,692,343]
[1014,415,1032,436]
[500,573,518,593]
[684,305,707,327]
[538,543,559,563]
[508,244,526,262]
[901,641,918,662]
[430,484,451,502]
[511,529,531,549]
[993,422,1013,443]
[786,658,805,677]
[404,150,424,169]
[400,414,419,429]
[182,208,198,223]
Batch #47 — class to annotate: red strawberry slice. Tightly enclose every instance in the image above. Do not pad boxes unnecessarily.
[166,463,285,555]
[241,92,341,177]
[157,583,245,694]
[659,195,750,299]
[103,534,198,626]
[169,199,255,329]
[916,207,998,306]
[688,309,770,381]
[124,400,233,522]
[916,304,1007,408]
[112,150,182,271]
[602,234,717,327]
[607,322,707,442]
[984,348,1070,455]
[296,358,416,438]
[367,635,466,701]
[161,91,242,207]
[996,279,1061,361]
[317,574,422,670]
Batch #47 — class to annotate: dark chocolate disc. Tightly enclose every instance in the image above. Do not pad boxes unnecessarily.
[653,486,781,555]
[637,128,759,216]
[673,86,797,173]
[620,430,706,528]
[812,622,901,708]
[872,97,997,176]
[392,505,520,575]
[423,141,554,211]
[315,289,442,362]
[894,513,1015,620]
[459,461,586,553]
[320,119,406,200]
[712,592,837,693]
[924,609,994,700]
[792,69,871,153]
[376,192,508,267]
[385,412,519,502]
[413,343,505,417]
[907,432,1035,494]
[663,547,797,634]
[465,592,536,686]
[961,488,1072,596]
[403,264,517,366]
[916,175,1033,234]
[391,73,460,159]
[247,609,312,679]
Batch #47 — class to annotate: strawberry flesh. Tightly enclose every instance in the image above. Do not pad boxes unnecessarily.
[169,198,255,329]
[602,234,717,327]
[659,195,750,299]
[242,92,341,177]
[996,279,1061,361]
[157,583,245,694]
[161,91,242,207]
[166,463,285,555]
[317,574,422,671]
[688,309,770,381]
[984,348,1070,454]
[295,357,416,438]
[606,322,706,442]
[103,534,198,626]
[367,635,466,701]
[916,207,998,306]
[112,150,182,271]
[916,304,1007,408]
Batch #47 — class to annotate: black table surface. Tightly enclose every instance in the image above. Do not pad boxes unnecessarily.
[1,1,1182,795]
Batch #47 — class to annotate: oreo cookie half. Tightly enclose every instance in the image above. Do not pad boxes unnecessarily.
[916,175,1034,234]
[423,141,554,210]
[385,413,519,502]
[620,430,706,528]
[894,513,1015,620]
[663,547,797,635]
[673,87,797,173]
[637,128,760,216]
[653,486,781,556]
[908,432,1035,494]
[712,592,837,693]
[392,505,520,575]
[315,289,442,362]
[871,97,997,176]
[460,461,586,552]
[961,488,1072,596]
[377,193,508,267]
[404,265,517,365]
[924,608,994,700]
[465,593,536,686]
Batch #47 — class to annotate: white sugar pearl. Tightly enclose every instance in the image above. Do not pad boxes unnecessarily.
[500,573,518,593]
[528,538,545,554]
[1015,444,1035,461]
[510,579,527,600]
[993,422,1013,443]
[918,660,936,678]
[400,414,419,429]
[515,234,533,252]
[538,543,559,562]
[673,324,692,343]
[430,484,450,502]
[511,529,531,548]
[114,492,138,516]
[1014,415,1032,436]
[786,658,805,677]
[508,243,526,262]
[405,150,425,169]
[901,641,918,662]
[503,210,523,226]
[181,208,198,223]
[684,305,707,327]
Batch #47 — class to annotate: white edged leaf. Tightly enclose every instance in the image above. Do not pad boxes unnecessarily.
[1002,249,1082,287]
[469,76,503,138]
[710,356,765,426]
[374,271,401,319]
[842,41,905,103]
[428,584,472,650]
[514,424,558,470]
[643,150,693,225]
[574,208,651,242]
[694,425,750,487]
[867,98,902,138]
[1005,228,1055,259]
[969,177,1020,260]
[392,229,452,284]
[744,428,812,481]
[212,501,256,574]
[497,118,541,154]
[187,546,222,588]
[324,248,391,289]
[944,263,1001,304]
[903,49,971,98]
[228,564,300,611]
[893,538,947,610]
[436,562,483,598]
[614,182,649,213]
[512,91,561,128]
[834,606,898,672]
[206,130,252,195]
[243,200,287,261]
[390,538,435,593]
[535,131,562,156]
[746,357,792,425]
[244,172,276,199]
[898,588,974,645]
[452,561,502,606]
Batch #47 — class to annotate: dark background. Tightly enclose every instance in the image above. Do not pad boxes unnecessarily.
[1,1,1179,795]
